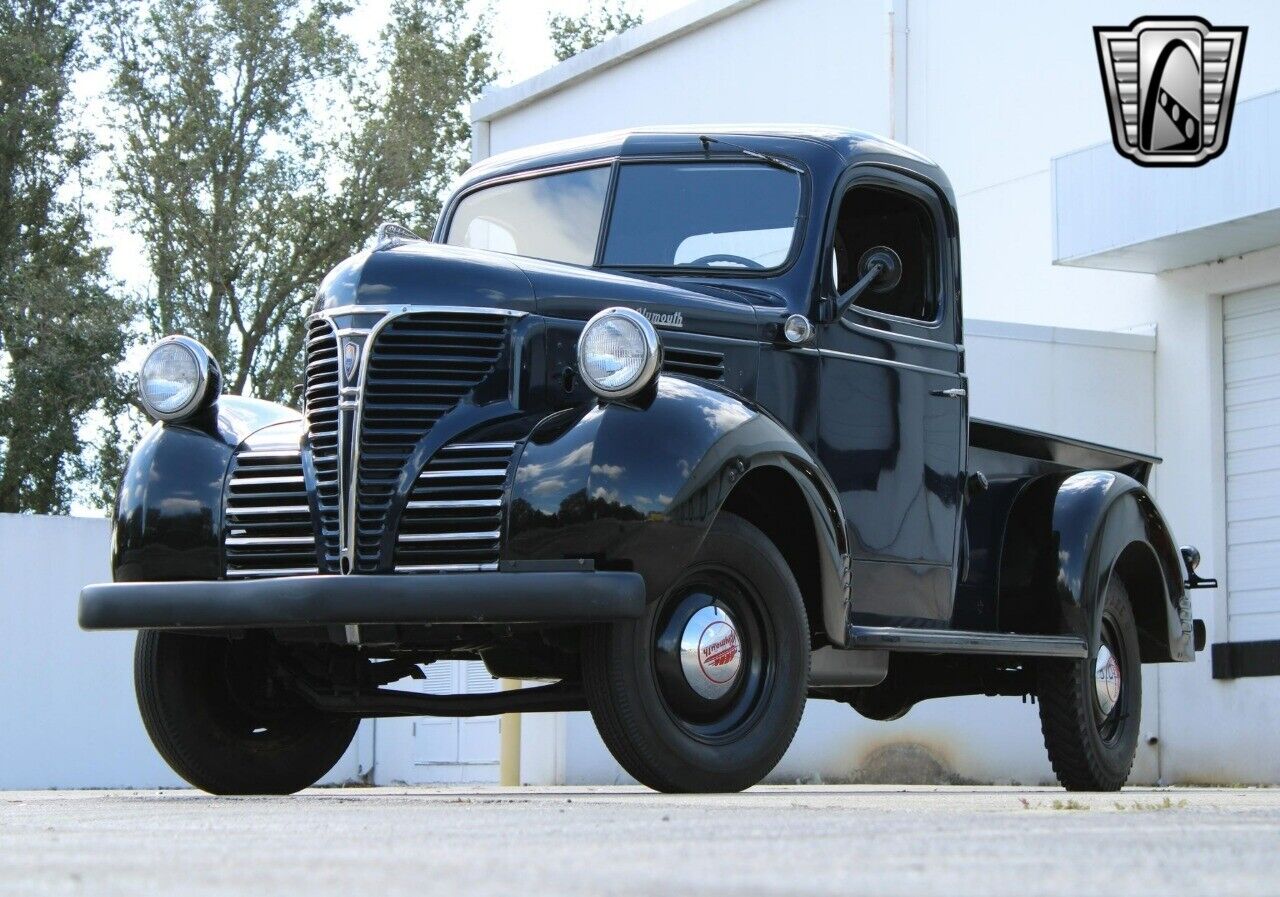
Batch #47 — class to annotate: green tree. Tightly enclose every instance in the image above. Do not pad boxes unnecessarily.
[104,0,494,403]
[549,0,644,62]
[0,0,135,513]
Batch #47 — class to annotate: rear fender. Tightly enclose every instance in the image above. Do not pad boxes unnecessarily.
[1052,471,1192,662]
[505,376,851,643]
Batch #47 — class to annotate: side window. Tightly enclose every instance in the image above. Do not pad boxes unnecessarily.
[831,185,937,322]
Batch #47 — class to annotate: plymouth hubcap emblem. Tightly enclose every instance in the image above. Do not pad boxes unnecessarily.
[1095,644,1121,716]
[680,606,741,700]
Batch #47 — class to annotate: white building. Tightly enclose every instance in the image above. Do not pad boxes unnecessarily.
[6,0,1278,789]
[465,0,1280,787]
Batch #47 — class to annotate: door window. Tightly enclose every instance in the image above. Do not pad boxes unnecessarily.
[831,185,938,322]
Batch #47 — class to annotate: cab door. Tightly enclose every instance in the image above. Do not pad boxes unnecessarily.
[814,167,967,626]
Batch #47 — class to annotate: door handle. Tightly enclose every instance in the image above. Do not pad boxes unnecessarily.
[931,387,967,398]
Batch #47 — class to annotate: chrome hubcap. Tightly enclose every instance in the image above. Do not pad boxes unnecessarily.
[1094,643,1122,717]
[679,605,742,700]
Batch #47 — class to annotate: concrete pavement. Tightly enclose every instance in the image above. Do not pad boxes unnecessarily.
[2,786,1278,896]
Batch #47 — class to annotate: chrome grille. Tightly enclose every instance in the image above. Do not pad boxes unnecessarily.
[395,441,517,572]
[304,319,341,571]
[224,450,318,578]
[353,313,508,571]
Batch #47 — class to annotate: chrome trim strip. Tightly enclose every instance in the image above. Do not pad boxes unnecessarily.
[226,566,320,579]
[797,347,962,380]
[845,625,1088,659]
[394,562,500,573]
[228,475,305,487]
[405,499,502,510]
[417,468,508,480]
[836,314,961,351]
[397,530,501,543]
[237,450,303,460]
[311,305,527,320]
[441,442,517,452]
[225,535,316,546]
[225,505,311,516]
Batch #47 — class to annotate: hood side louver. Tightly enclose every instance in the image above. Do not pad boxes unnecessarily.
[662,345,725,381]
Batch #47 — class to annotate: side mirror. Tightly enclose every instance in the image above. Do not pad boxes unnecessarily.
[830,245,903,320]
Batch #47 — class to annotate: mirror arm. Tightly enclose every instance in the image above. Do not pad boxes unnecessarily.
[831,261,885,320]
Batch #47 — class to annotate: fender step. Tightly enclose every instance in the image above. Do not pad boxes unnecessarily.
[845,625,1088,658]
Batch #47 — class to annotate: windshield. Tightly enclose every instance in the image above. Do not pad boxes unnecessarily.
[445,161,803,272]
[445,166,610,265]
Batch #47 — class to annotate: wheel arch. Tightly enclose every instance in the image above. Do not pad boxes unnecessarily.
[506,377,851,644]
[1050,470,1192,662]
[720,464,841,647]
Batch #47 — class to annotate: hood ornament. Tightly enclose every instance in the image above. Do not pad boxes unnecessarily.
[372,221,426,252]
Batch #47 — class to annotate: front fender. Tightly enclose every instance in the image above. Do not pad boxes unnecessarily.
[505,376,850,641]
[1052,471,1192,662]
[113,396,301,582]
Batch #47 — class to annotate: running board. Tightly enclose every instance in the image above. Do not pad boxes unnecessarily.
[845,625,1088,659]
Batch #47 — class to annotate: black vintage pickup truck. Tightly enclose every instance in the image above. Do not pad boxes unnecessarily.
[80,127,1213,795]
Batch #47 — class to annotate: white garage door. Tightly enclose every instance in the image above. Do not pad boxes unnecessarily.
[1224,285,1280,641]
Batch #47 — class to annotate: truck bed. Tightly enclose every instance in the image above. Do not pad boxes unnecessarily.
[969,418,1158,486]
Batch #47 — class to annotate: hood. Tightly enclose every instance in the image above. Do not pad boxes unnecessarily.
[314,241,764,341]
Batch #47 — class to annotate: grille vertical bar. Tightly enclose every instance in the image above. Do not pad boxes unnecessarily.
[305,318,342,572]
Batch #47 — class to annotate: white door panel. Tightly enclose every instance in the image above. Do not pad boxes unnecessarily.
[377,660,502,784]
[1224,285,1280,643]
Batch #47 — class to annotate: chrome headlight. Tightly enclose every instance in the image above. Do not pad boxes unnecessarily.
[138,335,221,421]
[577,307,661,399]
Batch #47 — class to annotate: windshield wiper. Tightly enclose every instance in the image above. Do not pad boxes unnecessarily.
[698,135,804,174]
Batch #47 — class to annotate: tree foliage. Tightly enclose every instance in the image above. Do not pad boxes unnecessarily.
[549,0,644,62]
[0,0,135,513]
[104,0,495,402]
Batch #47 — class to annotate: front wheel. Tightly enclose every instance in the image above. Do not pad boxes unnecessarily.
[135,631,359,795]
[582,513,809,793]
[1037,576,1142,791]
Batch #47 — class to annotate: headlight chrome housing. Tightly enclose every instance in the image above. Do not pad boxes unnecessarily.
[138,335,221,422]
[577,307,661,400]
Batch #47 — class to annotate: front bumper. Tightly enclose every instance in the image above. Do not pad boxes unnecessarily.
[78,571,645,631]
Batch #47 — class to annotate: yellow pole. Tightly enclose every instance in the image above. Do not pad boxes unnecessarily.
[499,678,521,786]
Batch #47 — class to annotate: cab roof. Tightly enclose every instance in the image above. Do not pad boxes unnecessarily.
[457,125,949,196]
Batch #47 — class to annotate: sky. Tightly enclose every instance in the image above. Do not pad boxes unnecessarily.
[352,0,692,86]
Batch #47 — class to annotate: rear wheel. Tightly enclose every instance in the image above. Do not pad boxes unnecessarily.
[582,513,809,793]
[135,631,358,795]
[1037,577,1142,791]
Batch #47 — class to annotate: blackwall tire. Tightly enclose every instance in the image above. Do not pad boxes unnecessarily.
[582,513,809,793]
[1037,576,1142,792]
[134,631,358,795]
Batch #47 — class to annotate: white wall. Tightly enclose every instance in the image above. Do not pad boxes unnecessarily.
[486,0,890,157]
[0,513,368,789]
